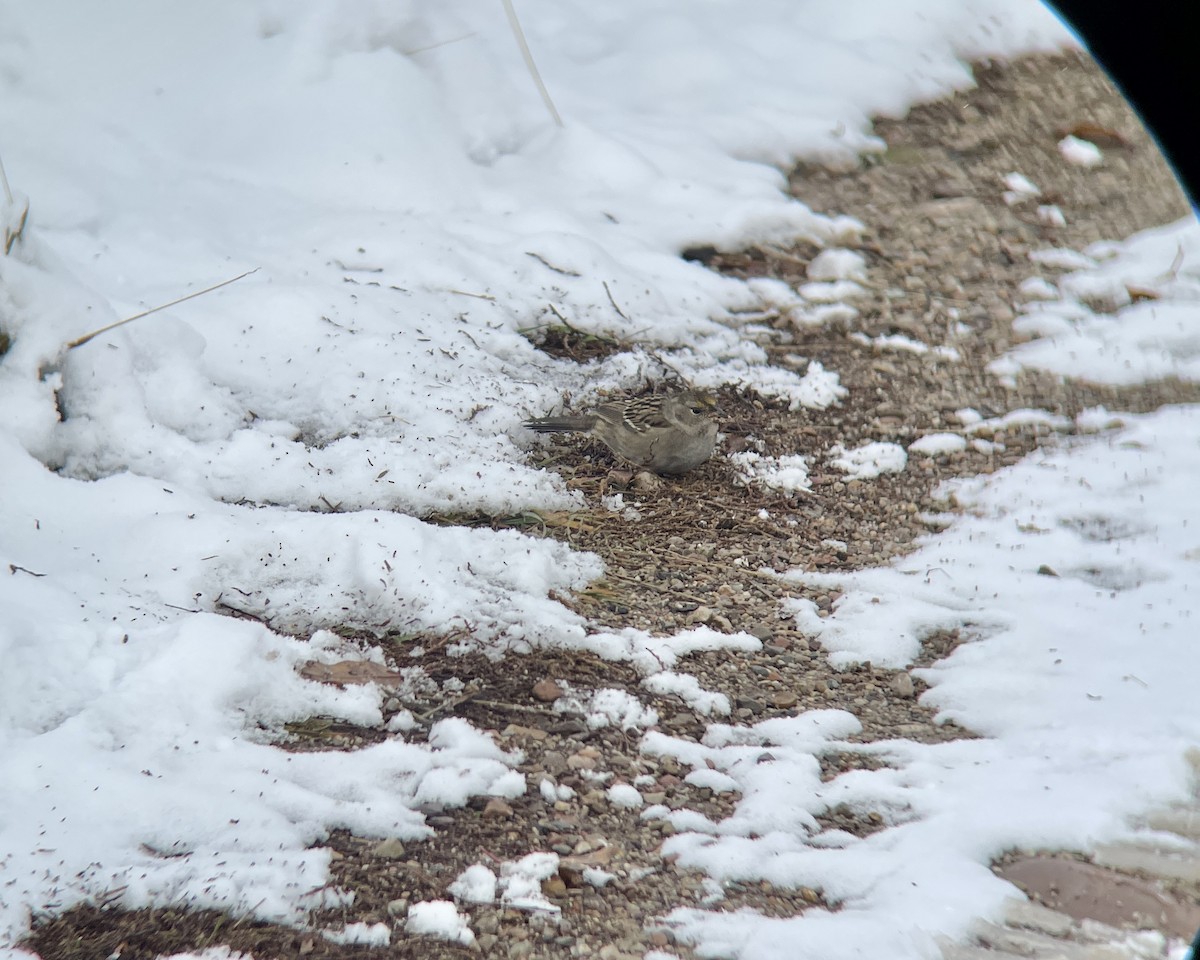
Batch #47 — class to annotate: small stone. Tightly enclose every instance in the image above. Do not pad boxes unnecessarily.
[688,606,714,624]
[533,678,565,702]
[475,913,500,934]
[484,797,514,818]
[386,897,408,917]
[891,673,916,698]
[542,751,568,774]
[772,692,799,709]
[632,471,664,493]
[568,752,597,771]
[747,624,773,641]
[371,837,407,859]
[542,874,567,898]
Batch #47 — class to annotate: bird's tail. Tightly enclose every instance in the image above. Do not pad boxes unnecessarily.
[523,415,595,434]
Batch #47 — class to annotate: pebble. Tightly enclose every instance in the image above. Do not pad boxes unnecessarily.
[891,673,916,698]
[371,838,406,859]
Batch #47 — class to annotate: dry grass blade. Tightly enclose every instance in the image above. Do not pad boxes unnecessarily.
[501,0,563,127]
[66,267,259,350]
[1,149,29,255]
[3,200,28,255]
[0,149,12,204]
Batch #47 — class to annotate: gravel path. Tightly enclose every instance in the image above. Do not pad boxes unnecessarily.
[25,49,1198,960]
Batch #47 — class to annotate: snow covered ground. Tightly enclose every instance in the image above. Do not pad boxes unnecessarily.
[1,0,1198,957]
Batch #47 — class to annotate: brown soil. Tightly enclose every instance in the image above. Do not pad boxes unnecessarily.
[23,49,1197,960]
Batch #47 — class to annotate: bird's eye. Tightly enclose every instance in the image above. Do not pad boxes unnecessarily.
[691,405,706,415]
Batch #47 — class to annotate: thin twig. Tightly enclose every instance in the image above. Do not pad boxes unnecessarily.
[526,250,580,276]
[4,202,28,255]
[448,288,497,301]
[471,698,553,715]
[603,280,630,320]
[0,150,12,205]
[66,268,259,350]
[403,32,476,57]
[501,0,563,127]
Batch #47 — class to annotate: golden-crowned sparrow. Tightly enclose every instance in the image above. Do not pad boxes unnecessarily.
[524,391,718,475]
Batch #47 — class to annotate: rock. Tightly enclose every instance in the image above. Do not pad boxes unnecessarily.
[632,471,664,493]
[483,797,513,818]
[890,673,916,698]
[371,837,407,859]
[541,874,567,898]
[533,678,565,702]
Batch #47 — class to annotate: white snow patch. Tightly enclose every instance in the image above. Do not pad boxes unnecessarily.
[323,922,391,947]
[807,249,868,282]
[1029,247,1099,270]
[404,901,475,945]
[1001,217,1200,384]
[728,451,812,493]
[449,864,498,904]
[1018,276,1060,300]
[849,331,960,360]
[555,687,659,732]
[607,783,645,809]
[827,441,907,479]
[908,433,968,456]
[1001,171,1040,204]
[643,672,732,717]
[798,280,869,302]
[500,853,561,914]
[1037,203,1067,226]
[1058,134,1104,167]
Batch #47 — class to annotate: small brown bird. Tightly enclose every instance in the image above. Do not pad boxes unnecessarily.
[524,391,718,475]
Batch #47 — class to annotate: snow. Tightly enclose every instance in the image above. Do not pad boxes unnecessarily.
[827,440,908,478]
[643,672,733,717]
[1002,171,1041,205]
[607,783,645,809]
[728,451,812,493]
[713,405,1200,959]
[449,864,499,904]
[7,0,1197,958]
[1059,134,1105,167]
[404,901,475,945]
[1038,203,1068,226]
[849,331,961,360]
[323,922,391,947]
[1002,216,1200,384]
[499,852,561,913]
[908,432,969,456]
[807,249,868,282]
